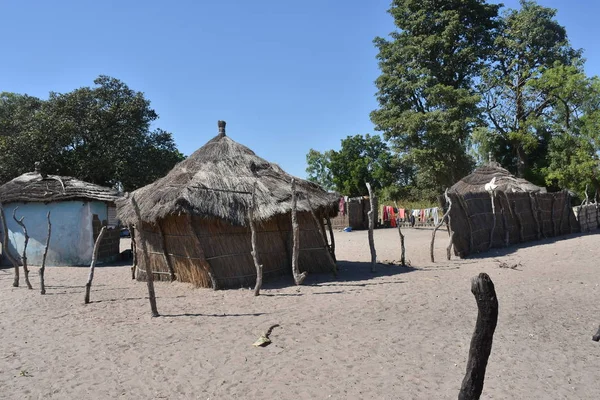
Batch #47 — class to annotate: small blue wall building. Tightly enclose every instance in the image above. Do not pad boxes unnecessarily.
[0,170,121,266]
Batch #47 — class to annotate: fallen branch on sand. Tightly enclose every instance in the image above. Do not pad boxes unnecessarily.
[253,324,280,347]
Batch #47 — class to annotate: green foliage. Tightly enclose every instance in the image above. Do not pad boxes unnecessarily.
[370,0,500,197]
[476,0,582,180]
[0,76,184,190]
[306,134,397,197]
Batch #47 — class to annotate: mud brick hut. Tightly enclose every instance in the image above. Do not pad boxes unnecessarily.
[0,165,121,266]
[117,121,338,289]
[445,162,579,257]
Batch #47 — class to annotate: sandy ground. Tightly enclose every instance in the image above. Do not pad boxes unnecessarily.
[1,227,600,399]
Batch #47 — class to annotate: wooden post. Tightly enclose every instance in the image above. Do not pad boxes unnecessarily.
[1,202,21,287]
[187,213,218,290]
[40,211,51,295]
[458,273,499,400]
[430,189,452,263]
[129,224,137,280]
[131,196,159,317]
[290,179,307,285]
[157,222,176,281]
[248,182,263,296]
[593,326,600,342]
[326,215,336,261]
[447,228,455,260]
[84,226,107,304]
[366,182,376,272]
[12,207,33,289]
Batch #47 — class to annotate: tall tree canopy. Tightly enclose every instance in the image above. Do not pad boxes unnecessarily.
[370,0,501,198]
[0,76,184,190]
[476,0,582,181]
[306,134,397,197]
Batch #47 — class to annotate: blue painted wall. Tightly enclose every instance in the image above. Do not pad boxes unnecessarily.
[1,201,108,266]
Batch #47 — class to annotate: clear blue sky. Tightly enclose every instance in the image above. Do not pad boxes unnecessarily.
[1,0,599,179]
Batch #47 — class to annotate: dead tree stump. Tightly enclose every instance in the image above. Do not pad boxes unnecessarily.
[431,189,452,263]
[459,273,499,400]
[290,179,307,285]
[131,196,159,317]
[84,226,107,304]
[366,182,377,272]
[248,182,263,296]
[12,207,33,289]
[40,211,51,295]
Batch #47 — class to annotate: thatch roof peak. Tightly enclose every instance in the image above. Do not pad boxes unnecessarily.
[449,162,546,195]
[0,172,121,204]
[117,122,338,226]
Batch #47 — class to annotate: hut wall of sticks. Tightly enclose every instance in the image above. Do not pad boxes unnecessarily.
[117,121,338,289]
[330,196,378,230]
[574,203,600,232]
[445,162,580,258]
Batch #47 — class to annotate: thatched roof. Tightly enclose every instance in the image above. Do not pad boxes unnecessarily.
[117,121,339,226]
[0,172,120,204]
[449,162,546,195]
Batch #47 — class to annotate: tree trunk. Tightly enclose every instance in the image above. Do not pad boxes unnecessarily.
[129,224,137,280]
[1,202,21,287]
[12,207,32,289]
[290,179,307,285]
[248,182,263,296]
[366,182,377,272]
[431,189,452,263]
[84,226,107,304]
[158,222,176,282]
[131,196,159,317]
[40,211,51,295]
[458,273,499,400]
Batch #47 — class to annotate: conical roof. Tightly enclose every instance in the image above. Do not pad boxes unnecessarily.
[449,162,546,195]
[117,121,338,226]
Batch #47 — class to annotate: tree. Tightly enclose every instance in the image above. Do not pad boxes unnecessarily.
[305,149,334,191]
[476,0,582,180]
[306,134,397,197]
[0,76,184,190]
[371,0,500,199]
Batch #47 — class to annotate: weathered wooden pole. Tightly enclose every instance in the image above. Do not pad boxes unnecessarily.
[1,202,21,287]
[12,207,33,289]
[40,211,51,295]
[248,182,264,296]
[430,189,452,263]
[366,182,376,272]
[458,273,499,400]
[290,179,307,285]
[325,215,336,260]
[84,226,107,304]
[131,196,159,317]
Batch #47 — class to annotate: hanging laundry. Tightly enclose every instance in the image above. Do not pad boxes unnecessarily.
[432,207,440,225]
[339,197,345,216]
[390,208,397,227]
[399,208,405,219]
[382,205,389,222]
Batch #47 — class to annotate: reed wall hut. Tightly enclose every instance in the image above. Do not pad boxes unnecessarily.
[330,196,378,230]
[117,121,339,289]
[445,162,579,257]
[0,168,121,266]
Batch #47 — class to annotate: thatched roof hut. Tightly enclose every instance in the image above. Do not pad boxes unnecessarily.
[117,121,338,289]
[0,168,121,266]
[449,162,546,195]
[444,162,578,257]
